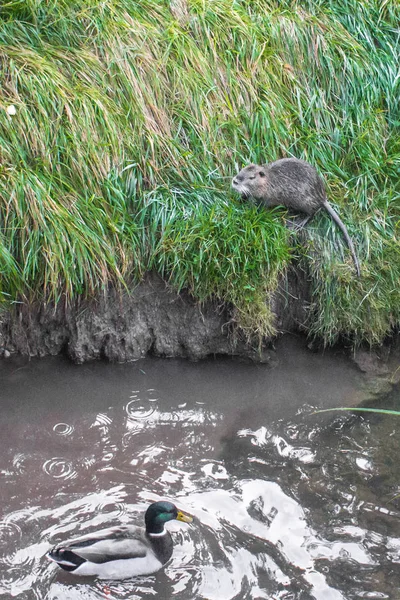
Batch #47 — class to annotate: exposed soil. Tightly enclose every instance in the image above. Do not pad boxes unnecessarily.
[0,270,308,363]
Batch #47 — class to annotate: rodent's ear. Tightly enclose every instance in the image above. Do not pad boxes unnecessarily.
[258,170,266,177]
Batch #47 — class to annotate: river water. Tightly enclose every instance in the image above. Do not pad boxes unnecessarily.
[1,336,399,599]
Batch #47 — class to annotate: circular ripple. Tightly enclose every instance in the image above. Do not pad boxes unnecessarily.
[101,452,115,462]
[125,399,155,420]
[97,501,127,518]
[122,429,142,448]
[53,422,74,436]
[42,457,77,480]
[0,522,22,555]
[146,388,159,402]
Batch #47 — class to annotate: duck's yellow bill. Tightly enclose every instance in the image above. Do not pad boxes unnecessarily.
[176,509,193,523]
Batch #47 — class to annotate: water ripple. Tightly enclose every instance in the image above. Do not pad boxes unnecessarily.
[125,399,156,421]
[42,458,77,480]
[0,521,22,555]
[93,413,113,427]
[97,501,127,519]
[53,422,74,436]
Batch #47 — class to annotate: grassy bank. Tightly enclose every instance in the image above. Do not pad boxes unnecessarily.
[0,0,399,344]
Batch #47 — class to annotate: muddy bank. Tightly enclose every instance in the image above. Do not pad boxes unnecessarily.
[1,270,399,396]
[0,271,307,363]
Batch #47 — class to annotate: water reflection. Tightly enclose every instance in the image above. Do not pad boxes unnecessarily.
[1,344,399,599]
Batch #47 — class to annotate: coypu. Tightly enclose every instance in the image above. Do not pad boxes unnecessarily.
[232,157,360,277]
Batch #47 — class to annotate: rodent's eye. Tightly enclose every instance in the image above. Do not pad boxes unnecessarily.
[258,171,266,177]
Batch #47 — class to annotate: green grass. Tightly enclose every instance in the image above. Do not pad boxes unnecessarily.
[0,0,399,344]
[157,200,290,339]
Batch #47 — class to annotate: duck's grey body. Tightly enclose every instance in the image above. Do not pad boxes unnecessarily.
[46,501,192,580]
[47,525,173,579]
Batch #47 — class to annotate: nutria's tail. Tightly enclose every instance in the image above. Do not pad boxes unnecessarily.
[322,200,361,277]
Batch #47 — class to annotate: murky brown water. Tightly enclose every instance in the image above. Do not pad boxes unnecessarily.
[1,337,399,599]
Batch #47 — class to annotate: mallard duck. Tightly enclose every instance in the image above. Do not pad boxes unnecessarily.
[46,500,193,579]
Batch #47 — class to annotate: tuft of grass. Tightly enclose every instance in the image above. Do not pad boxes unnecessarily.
[304,216,400,345]
[156,198,290,339]
[0,167,141,303]
[0,0,399,345]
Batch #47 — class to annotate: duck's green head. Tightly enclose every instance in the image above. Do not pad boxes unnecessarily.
[145,501,193,534]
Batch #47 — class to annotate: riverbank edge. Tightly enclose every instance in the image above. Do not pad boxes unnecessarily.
[0,269,308,363]
[0,271,399,398]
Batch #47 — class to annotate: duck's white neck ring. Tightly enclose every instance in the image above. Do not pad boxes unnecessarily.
[148,530,168,537]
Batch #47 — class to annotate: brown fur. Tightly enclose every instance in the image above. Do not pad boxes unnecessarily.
[232,158,360,276]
